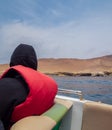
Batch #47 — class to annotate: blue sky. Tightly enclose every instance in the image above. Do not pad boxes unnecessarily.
[0,0,112,63]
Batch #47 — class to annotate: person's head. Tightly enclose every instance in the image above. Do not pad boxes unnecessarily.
[10,43,38,70]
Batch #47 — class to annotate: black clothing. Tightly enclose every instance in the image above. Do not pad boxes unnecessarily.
[10,44,38,70]
[0,120,4,130]
[0,43,38,130]
[0,77,28,129]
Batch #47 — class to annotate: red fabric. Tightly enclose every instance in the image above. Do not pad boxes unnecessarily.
[2,65,58,122]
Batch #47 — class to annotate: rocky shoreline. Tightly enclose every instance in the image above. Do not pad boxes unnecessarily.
[45,71,112,77]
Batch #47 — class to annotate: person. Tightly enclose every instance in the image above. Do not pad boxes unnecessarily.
[0,43,58,130]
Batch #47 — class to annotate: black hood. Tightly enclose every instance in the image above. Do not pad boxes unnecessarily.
[10,44,38,70]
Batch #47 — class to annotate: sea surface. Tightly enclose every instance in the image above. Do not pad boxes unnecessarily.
[51,75,112,105]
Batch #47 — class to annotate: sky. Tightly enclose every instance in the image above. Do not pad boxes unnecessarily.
[0,0,112,63]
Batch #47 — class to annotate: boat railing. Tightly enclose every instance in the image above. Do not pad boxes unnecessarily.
[58,88,84,100]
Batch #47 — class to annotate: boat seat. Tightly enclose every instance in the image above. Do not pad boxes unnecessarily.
[81,102,112,130]
[42,98,73,130]
[10,98,73,130]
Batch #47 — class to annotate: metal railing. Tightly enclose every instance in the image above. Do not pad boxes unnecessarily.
[58,88,84,100]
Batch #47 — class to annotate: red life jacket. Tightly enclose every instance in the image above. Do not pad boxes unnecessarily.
[1,65,58,122]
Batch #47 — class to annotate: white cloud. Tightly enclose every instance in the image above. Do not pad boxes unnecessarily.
[0,11,112,63]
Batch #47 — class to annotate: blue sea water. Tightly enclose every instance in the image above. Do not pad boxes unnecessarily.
[51,75,112,105]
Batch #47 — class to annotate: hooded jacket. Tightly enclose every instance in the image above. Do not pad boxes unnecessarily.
[10,44,37,70]
[0,44,57,126]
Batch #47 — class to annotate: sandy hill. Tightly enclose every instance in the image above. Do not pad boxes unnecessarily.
[38,55,112,76]
[0,55,112,76]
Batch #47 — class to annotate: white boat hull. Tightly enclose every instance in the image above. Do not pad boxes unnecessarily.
[56,95,112,130]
